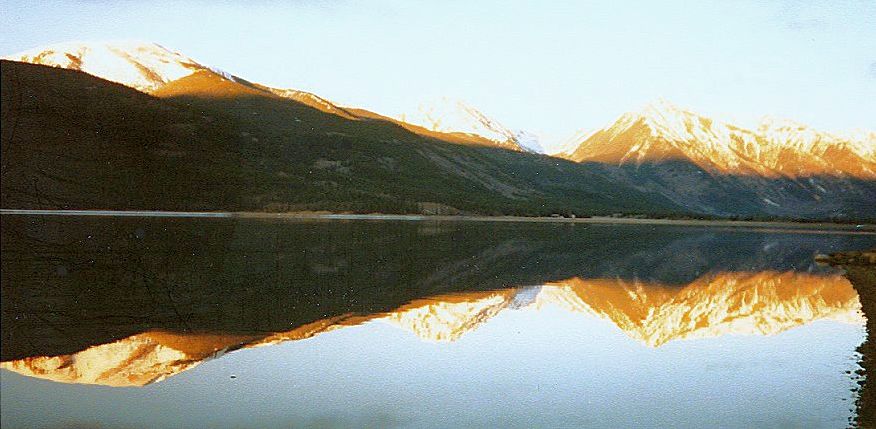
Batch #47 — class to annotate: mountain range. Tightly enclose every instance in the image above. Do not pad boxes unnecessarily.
[564,100,876,217]
[2,41,874,220]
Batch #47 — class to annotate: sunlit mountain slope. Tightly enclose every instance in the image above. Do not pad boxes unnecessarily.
[563,100,876,219]
[567,100,875,178]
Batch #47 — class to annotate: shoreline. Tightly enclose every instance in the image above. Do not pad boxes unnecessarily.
[1,209,874,234]
[821,250,876,427]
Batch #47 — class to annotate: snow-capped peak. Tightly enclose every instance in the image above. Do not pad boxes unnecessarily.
[844,129,876,159]
[514,130,545,153]
[2,40,212,92]
[398,97,544,153]
[635,99,733,145]
[640,98,690,120]
[757,116,876,159]
[568,98,876,178]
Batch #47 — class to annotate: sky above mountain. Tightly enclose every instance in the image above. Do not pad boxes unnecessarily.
[1,0,874,153]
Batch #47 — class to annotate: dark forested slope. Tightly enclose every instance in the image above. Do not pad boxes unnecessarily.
[1,60,681,216]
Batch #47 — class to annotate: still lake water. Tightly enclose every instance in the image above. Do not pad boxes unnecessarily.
[1,215,875,428]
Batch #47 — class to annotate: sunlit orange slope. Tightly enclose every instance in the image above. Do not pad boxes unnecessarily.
[565,100,876,179]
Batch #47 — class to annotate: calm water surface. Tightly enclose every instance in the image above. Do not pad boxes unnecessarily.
[1,216,875,428]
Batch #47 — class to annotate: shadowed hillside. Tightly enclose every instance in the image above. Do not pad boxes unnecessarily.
[1,60,682,216]
[579,161,876,220]
[0,61,247,210]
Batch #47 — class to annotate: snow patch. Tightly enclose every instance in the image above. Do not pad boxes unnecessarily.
[397,97,543,153]
[3,40,217,92]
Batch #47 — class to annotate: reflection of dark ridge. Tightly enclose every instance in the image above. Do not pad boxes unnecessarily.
[2,215,874,361]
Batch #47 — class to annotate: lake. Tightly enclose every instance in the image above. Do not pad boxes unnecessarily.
[1,215,875,428]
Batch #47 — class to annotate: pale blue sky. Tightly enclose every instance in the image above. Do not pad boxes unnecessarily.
[2,0,874,150]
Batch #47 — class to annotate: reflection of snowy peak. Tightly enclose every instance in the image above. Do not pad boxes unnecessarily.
[2,41,215,92]
[380,290,520,342]
[381,271,861,346]
[537,272,862,347]
[399,98,542,152]
[0,332,256,387]
[0,272,862,387]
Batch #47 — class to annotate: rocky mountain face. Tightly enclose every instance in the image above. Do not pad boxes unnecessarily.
[564,100,876,219]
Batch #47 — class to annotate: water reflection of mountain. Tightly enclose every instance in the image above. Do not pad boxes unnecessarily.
[1,271,862,386]
[2,216,873,369]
